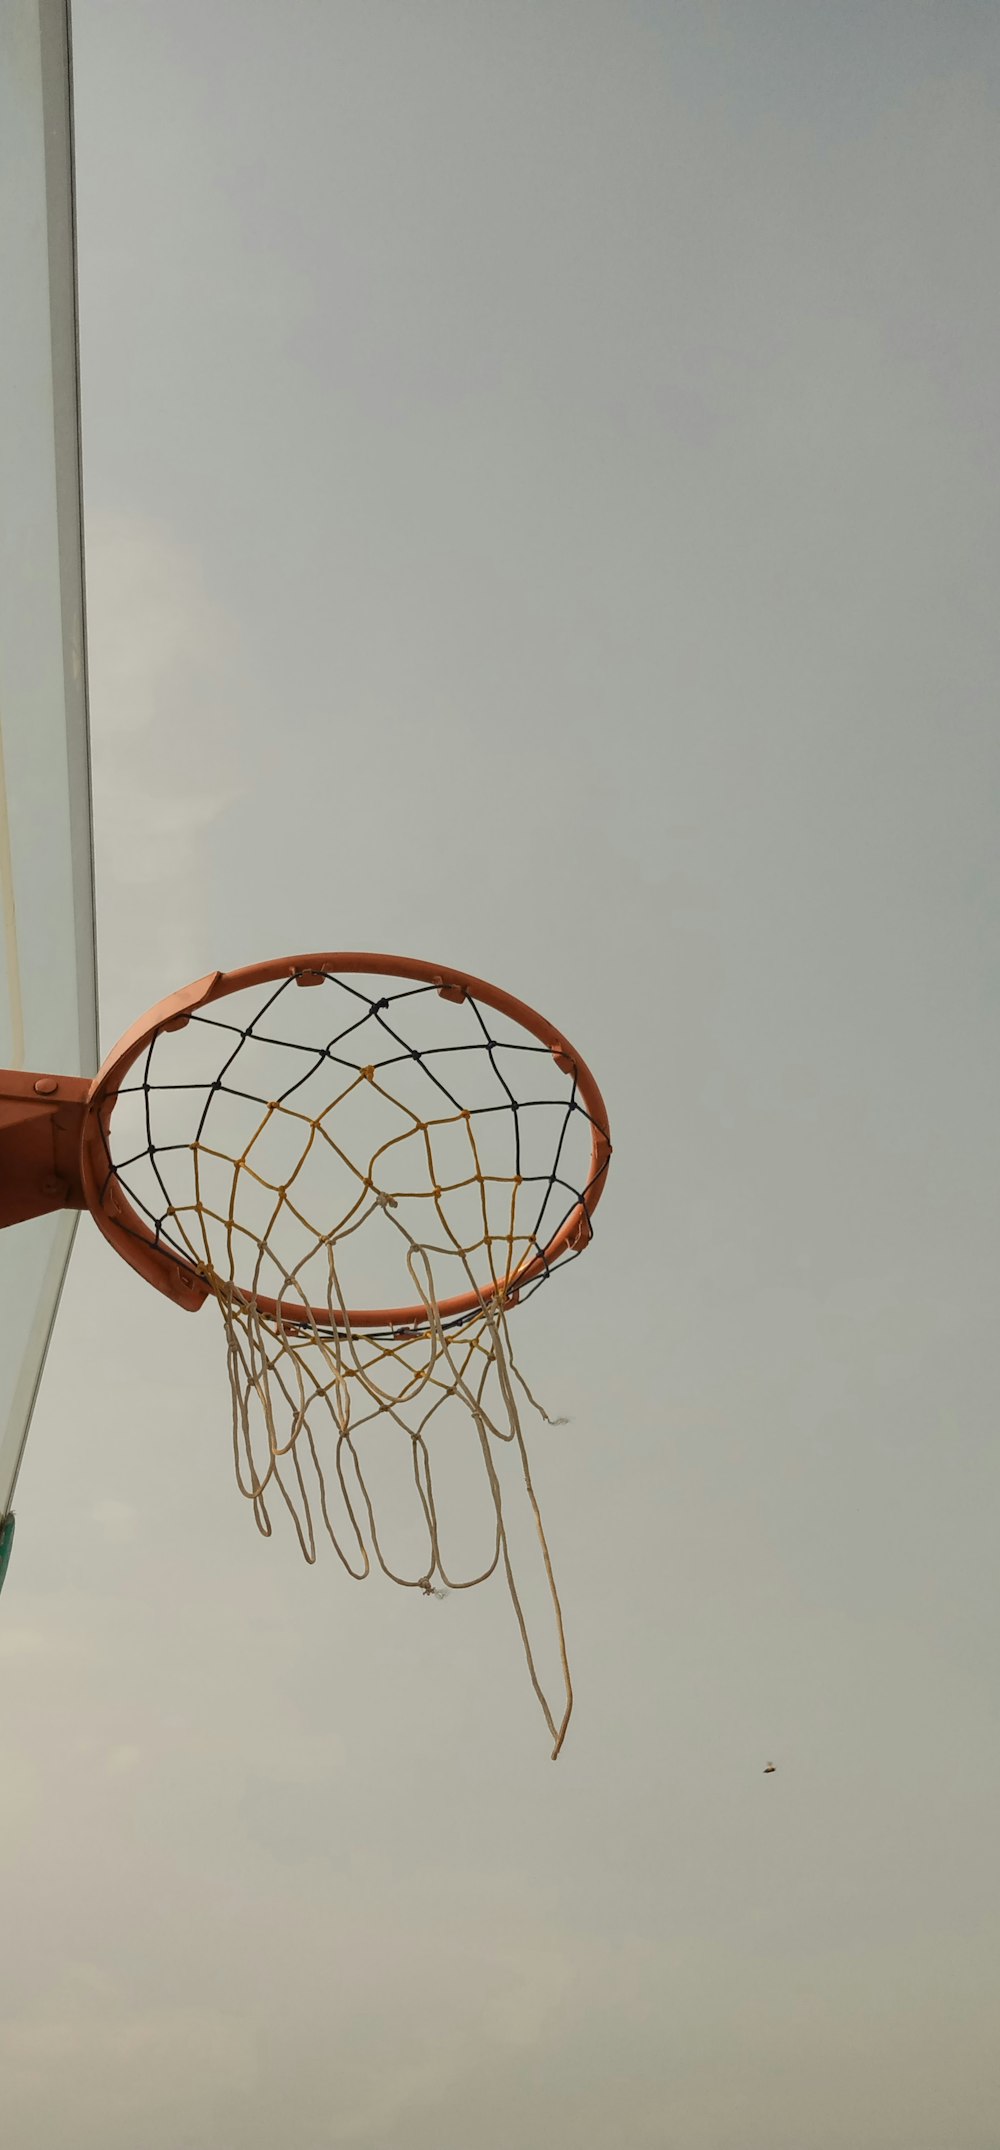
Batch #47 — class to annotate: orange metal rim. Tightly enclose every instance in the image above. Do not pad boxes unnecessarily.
[80,952,613,1331]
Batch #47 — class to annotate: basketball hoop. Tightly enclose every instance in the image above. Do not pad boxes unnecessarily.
[0,952,612,1756]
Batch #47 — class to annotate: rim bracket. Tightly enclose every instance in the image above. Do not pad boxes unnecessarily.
[0,1069,88,1227]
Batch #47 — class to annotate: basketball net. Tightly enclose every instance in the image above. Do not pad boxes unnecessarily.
[96,963,609,1757]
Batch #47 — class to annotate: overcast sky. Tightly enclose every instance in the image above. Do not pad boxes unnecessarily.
[3,3,1000,2144]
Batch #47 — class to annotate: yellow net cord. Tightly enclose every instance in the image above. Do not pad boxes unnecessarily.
[167,1068,575,1757]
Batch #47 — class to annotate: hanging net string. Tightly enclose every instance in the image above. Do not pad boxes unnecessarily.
[213,1236,575,1757]
[94,967,610,1757]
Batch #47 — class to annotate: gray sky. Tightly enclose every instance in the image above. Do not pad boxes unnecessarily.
[3,3,1000,2143]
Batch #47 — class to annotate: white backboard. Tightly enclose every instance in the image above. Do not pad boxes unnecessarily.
[0,0,98,1516]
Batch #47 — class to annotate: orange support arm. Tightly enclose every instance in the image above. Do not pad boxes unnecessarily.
[0,1069,88,1227]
